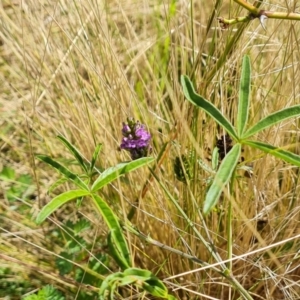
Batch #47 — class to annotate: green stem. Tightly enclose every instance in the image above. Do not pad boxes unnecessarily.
[221,0,300,27]
[233,0,258,14]
[264,11,300,20]
[234,0,300,21]
[218,16,251,26]
[227,169,236,270]
[203,0,264,84]
[219,10,300,27]
[227,272,254,300]
[190,0,195,64]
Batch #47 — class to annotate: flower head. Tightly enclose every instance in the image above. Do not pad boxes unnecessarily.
[120,118,152,160]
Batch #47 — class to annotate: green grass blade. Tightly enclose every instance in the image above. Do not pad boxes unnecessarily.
[243,105,300,139]
[90,143,102,173]
[204,144,241,214]
[91,157,155,192]
[91,194,131,269]
[237,55,251,137]
[243,140,300,167]
[57,135,88,173]
[181,75,238,140]
[36,155,89,190]
[35,189,90,224]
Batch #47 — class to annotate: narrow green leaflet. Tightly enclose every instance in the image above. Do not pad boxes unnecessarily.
[211,147,220,171]
[243,140,300,167]
[123,268,152,278]
[107,230,130,270]
[204,144,241,214]
[36,155,88,191]
[237,55,251,137]
[91,194,131,269]
[89,143,102,173]
[91,157,155,192]
[35,189,90,224]
[99,273,123,300]
[198,159,215,174]
[57,135,88,173]
[48,177,68,194]
[181,75,238,140]
[98,268,176,300]
[243,105,300,139]
[143,282,170,298]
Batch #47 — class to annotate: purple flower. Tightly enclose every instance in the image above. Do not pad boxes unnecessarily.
[120,118,152,160]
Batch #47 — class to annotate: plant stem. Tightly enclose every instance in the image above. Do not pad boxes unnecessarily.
[219,10,300,27]
[227,169,236,271]
[233,0,258,14]
[226,168,236,299]
[264,11,300,20]
[221,1,300,27]
[202,0,264,84]
[234,0,300,21]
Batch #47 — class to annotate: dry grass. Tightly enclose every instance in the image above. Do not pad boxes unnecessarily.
[1,0,300,299]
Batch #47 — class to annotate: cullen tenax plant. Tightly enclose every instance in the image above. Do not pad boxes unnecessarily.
[35,135,176,300]
[181,55,300,214]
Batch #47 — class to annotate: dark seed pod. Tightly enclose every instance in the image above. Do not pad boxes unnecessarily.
[174,155,191,183]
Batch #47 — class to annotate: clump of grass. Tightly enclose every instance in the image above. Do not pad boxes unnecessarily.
[1,0,300,299]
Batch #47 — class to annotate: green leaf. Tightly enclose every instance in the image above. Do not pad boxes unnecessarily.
[91,194,131,269]
[119,276,138,286]
[197,158,215,175]
[181,75,238,140]
[123,268,152,278]
[243,140,300,167]
[90,143,102,173]
[107,230,130,270]
[23,285,65,300]
[73,219,91,234]
[243,105,300,139]
[48,177,69,194]
[204,144,241,214]
[119,268,152,286]
[98,268,176,300]
[56,252,73,276]
[142,278,170,298]
[211,147,219,171]
[143,283,168,297]
[91,157,155,192]
[145,277,168,293]
[36,155,89,191]
[35,189,90,224]
[0,166,15,180]
[99,272,123,299]
[237,55,251,137]
[57,135,88,173]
